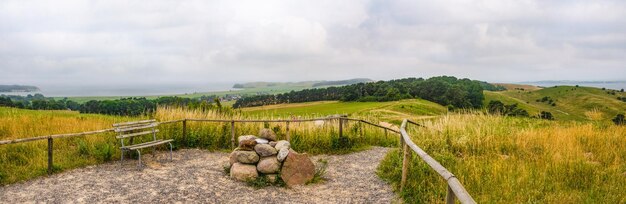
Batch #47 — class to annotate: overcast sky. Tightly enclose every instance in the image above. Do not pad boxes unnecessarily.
[1,0,625,86]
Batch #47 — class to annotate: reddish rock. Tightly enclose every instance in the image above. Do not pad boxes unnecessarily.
[280,150,315,186]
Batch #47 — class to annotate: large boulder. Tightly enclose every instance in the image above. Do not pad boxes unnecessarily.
[275,140,290,150]
[277,147,289,162]
[254,144,278,157]
[230,163,258,181]
[235,150,259,164]
[259,128,277,141]
[257,156,281,174]
[280,150,315,186]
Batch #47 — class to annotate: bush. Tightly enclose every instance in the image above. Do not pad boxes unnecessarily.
[613,114,625,125]
[94,143,114,162]
[539,111,554,120]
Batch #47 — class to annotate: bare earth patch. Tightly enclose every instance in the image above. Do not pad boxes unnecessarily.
[0,147,396,203]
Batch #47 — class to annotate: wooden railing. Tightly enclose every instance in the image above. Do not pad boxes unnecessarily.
[0,116,474,203]
[400,119,476,204]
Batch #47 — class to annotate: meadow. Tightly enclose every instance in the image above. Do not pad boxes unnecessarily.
[377,113,626,203]
[484,86,626,121]
[1,95,625,203]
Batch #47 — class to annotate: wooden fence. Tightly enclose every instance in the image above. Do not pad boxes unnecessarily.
[0,116,475,203]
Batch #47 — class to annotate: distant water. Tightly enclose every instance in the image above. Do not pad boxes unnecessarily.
[0,83,236,97]
[525,81,626,90]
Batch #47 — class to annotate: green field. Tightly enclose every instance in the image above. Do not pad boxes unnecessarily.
[485,85,626,121]
[241,99,447,123]
[56,84,317,103]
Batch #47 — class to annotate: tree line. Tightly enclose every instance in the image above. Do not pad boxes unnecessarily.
[0,94,225,116]
[233,76,504,109]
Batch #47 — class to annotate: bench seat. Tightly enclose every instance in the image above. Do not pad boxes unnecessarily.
[121,139,174,151]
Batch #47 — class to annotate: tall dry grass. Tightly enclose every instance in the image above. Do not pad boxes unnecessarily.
[0,106,398,185]
[155,106,398,154]
[0,107,143,184]
[378,113,626,203]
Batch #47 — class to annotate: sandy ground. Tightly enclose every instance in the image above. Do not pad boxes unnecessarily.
[0,147,397,203]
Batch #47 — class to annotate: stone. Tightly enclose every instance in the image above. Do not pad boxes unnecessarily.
[238,140,257,151]
[229,151,239,166]
[257,156,281,174]
[238,135,257,143]
[265,174,279,184]
[259,128,277,141]
[274,140,290,150]
[255,138,269,144]
[277,147,289,162]
[235,150,259,164]
[280,150,315,186]
[230,163,258,182]
[254,144,278,157]
[269,141,277,147]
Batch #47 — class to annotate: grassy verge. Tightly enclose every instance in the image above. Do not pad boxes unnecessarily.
[377,113,626,203]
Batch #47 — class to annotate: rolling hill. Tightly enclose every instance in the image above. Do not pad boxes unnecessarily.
[484,85,626,121]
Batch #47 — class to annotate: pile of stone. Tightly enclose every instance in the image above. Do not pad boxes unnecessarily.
[228,128,315,186]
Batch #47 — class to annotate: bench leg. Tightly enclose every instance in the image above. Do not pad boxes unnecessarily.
[168,143,173,162]
[136,149,142,170]
[120,150,124,167]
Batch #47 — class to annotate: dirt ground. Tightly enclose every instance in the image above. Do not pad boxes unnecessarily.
[0,147,398,203]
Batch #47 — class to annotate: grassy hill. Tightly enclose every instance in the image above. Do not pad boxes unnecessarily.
[241,99,447,123]
[485,85,626,121]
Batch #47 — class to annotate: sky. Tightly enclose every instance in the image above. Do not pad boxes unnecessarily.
[1,0,625,87]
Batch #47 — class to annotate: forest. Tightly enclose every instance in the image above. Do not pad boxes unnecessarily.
[233,76,505,109]
[0,94,224,116]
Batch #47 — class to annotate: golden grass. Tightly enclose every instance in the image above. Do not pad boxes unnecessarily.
[378,113,626,203]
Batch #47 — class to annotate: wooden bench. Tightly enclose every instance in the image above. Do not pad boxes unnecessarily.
[114,119,173,169]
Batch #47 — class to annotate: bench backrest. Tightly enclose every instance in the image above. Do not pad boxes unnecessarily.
[113,119,159,147]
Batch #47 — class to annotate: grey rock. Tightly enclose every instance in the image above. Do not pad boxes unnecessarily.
[235,150,259,164]
[277,147,289,162]
[258,128,277,141]
[255,138,269,144]
[256,157,281,174]
[275,140,291,150]
[254,144,277,157]
[269,141,277,147]
[238,135,257,143]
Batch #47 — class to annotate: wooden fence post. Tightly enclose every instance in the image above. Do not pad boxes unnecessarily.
[231,121,235,149]
[47,137,53,175]
[182,119,187,147]
[339,118,344,138]
[446,185,456,204]
[400,142,410,192]
[286,121,290,142]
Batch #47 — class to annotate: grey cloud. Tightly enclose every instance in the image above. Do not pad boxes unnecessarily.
[1,0,625,87]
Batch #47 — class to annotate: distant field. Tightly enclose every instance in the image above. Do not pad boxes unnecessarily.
[241,99,447,123]
[484,85,626,121]
[56,85,317,103]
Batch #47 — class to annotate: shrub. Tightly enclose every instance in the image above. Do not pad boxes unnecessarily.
[539,111,554,120]
[94,143,114,162]
[613,114,625,125]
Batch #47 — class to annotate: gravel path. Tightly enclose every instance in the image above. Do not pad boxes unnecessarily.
[0,147,397,203]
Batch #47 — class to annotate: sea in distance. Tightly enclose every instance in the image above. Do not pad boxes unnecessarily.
[0,83,237,97]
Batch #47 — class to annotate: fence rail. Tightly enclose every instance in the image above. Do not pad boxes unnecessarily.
[0,116,474,203]
[400,119,476,204]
